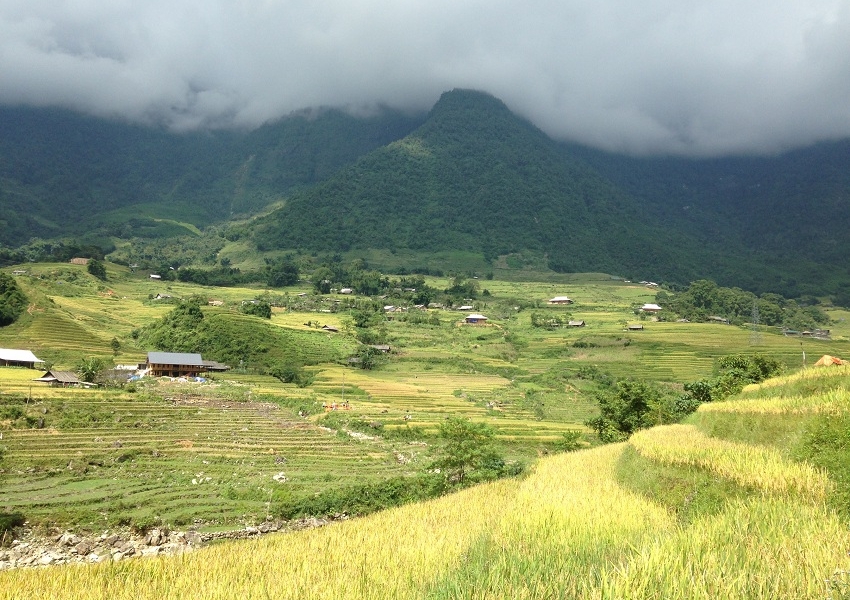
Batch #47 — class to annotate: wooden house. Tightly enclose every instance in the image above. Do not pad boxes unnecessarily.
[549,296,574,305]
[465,314,489,324]
[33,370,82,387]
[146,352,206,378]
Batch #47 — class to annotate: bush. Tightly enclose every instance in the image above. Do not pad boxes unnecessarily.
[275,475,446,519]
[0,512,24,540]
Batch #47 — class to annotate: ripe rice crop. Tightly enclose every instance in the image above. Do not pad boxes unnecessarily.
[699,387,850,415]
[629,424,831,499]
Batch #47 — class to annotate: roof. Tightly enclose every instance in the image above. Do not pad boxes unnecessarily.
[466,314,488,320]
[0,349,44,363]
[202,360,231,371]
[34,370,80,384]
[147,352,204,366]
[641,303,662,311]
[549,296,573,302]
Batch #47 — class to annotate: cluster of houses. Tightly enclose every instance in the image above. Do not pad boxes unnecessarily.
[0,348,229,388]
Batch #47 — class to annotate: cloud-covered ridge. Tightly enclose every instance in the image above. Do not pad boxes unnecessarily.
[2,0,849,156]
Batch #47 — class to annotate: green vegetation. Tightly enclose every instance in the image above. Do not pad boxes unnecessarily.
[657,279,828,328]
[0,273,27,327]
[3,368,848,598]
[1,263,849,540]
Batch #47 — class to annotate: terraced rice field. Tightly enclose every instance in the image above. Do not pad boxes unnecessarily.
[0,374,421,528]
[5,368,849,599]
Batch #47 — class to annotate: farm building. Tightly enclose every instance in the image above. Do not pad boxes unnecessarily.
[0,349,45,369]
[369,345,391,353]
[627,324,644,331]
[568,320,586,327]
[33,370,82,387]
[146,352,206,378]
[69,257,90,265]
[465,314,489,324]
[640,303,663,313]
[549,296,574,305]
[202,360,231,372]
[322,325,339,332]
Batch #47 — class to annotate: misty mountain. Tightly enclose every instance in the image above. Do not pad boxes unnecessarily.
[249,89,850,295]
[0,105,424,246]
[2,90,850,297]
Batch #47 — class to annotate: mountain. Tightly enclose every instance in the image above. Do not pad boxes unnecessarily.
[250,89,850,294]
[0,105,424,246]
[250,90,709,280]
[3,90,850,297]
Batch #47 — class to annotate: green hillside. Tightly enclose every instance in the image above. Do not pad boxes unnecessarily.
[251,90,699,279]
[0,106,423,245]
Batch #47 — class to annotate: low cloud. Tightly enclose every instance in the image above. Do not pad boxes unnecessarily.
[2,0,849,156]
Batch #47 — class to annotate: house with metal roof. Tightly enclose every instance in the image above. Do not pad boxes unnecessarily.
[146,352,206,378]
[33,370,82,387]
[0,349,45,369]
[465,314,489,324]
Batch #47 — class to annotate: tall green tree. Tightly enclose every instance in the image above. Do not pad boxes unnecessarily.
[0,273,28,326]
[87,258,107,281]
[430,416,505,485]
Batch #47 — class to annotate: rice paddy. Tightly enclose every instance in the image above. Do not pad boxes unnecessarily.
[2,367,848,598]
[2,264,850,597]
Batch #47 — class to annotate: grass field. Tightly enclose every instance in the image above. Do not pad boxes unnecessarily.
[1,368,848,598]
[2,263,850,535]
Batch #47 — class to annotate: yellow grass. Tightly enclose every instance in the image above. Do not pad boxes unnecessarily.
[4,439,844,599]
[629,424,831,499]
[700,387,850,415]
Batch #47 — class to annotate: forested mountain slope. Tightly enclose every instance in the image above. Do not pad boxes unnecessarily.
[250,90,710,281]
[0,106,423,245]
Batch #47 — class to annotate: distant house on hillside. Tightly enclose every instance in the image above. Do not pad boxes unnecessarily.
[549,296,574,305]
[149,274,162,280]
[146,352,206,378]
[0,349,45,369]
[465,314,488,324]
[339,288,353,295]
[707,316,729,324]
[568,320,586,327]
[627,324,644,331]
[458,305,474,311]
[369,344,391,353]
[33,370,82,387]
[202,360,231,373]
[69,257,90,266]
[640,303,662,313]
[322,325,339,333]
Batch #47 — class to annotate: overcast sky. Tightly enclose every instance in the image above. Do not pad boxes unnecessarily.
[2,0,849,156]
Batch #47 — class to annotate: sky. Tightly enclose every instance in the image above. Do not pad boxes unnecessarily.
[1,0,849,157]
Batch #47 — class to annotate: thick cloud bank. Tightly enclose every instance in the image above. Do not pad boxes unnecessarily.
[2,0,849,156]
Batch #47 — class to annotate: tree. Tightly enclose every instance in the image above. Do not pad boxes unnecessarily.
[87,258,107,281]
[241,300,272,319]
[586,379,671,443]
[430,416,505,485]
[0,273,28,327]
[76,357,106,383]
[269,362,312,387]
[354,345,383,370]
[266,259,299,288]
